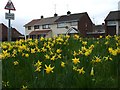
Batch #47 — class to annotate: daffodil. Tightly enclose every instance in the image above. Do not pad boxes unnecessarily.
[73,51,78,56]
[61,61,65,67]
[72,57,80,64]
[51,55,56,61]
[25,53,29,57]
[103,56,113,61]
[41,47,47,52]
[34,60,42,67]
[21,85,28,90]
[84,50,91,56]
[77,67,85,74]
[13,61,19,65]
[40,37,44,41]
[31,48,36,53]
[105,41,109,45]
[89,44,94,50]
[99,35,102,38]
[81,46,87,52]
[78,50,83,55]
[90,67,94,76]
[2,81,9,87]
[73,65,77,71]
[73,34,79,40]
[95,56,101,63]
[82,41,87,46]
[56,49,62,53]
[34,60,42,72]
[45,54,50,59]
[57,54,62,59]
[44,64,54,74]
[35,66,42,72]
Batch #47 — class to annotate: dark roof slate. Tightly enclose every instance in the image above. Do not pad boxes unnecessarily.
[24,19,40,27]
[55,12,87,23]
[105,10,120,21]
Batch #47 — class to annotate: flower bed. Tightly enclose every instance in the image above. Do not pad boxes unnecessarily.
[1,35,120,88]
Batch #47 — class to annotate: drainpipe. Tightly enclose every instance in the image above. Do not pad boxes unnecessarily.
[116,22,119,36]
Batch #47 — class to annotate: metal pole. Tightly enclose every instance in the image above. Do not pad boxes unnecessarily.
[8,10,11,41]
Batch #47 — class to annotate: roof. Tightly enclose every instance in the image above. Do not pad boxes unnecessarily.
[24,16,60,27]
[12,28,23,37]
[24,19,40,27]
[24,12,89,26]
[0,23,23,36]
[29,30,51,35]
[55,12,87,23]
[105,10,120,21]
[35,16,60,25]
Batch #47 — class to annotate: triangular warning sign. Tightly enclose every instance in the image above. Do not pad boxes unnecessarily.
[4,0,16,11]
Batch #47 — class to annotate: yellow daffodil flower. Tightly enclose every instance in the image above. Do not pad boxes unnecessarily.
[31,48,36,53]
[45,54,50,59]
[72,57,80,64]
[56,49,62,53]
[44,64,54,74]
[82,41,87,46]
[61,61,65,67]
[90,67,94,76]
[77,67,85,74]
[34,60,42,67]
[25,53,29,57]
[13,61,19,65]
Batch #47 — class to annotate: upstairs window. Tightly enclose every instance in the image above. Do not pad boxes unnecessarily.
[34,25,39,29]
[57,23,66,28]
[28,26,31,30]
[107,21,116,26]
[42,24,50,29]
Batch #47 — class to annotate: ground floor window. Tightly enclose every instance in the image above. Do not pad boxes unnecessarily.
[29,34,46,39]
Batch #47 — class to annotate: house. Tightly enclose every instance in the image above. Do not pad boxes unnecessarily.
[93,23,105,33]
[0,23,24,41]
[24,11,93,39]
[86,23,105,38]
[105,10,120,36]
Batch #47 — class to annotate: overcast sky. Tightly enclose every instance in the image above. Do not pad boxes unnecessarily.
[0,0,120,34]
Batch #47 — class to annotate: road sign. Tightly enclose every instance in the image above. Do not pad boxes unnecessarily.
[5,13,14,20]
[4,0,16,11]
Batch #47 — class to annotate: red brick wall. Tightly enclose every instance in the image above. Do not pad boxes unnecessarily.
[78,13,93,37]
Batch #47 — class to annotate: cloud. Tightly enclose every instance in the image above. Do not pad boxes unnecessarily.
[0,0,119,34]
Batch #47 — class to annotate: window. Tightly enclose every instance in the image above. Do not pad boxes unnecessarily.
[28,26,31,30]
[71,22,78,26]
[57,23,66,28]
[42,24,50,29]
[107,21,116,26]
[34,25,39,29]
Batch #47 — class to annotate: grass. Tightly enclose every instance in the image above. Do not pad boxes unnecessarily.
[1,35,120,88]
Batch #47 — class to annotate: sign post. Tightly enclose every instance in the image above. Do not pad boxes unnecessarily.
[4,0,16,41]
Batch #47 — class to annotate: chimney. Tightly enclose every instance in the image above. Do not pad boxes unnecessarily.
[54,13,58,17]
[102,23,104,26]
[41,15,44,19]
[67,11,71,15]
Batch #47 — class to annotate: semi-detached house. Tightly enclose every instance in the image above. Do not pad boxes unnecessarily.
[105,10,120,36]
[24,11,93,39]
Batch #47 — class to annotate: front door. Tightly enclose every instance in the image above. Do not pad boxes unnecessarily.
[107,26,116,36]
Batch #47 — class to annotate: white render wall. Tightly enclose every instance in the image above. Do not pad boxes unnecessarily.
[25,22,78,38]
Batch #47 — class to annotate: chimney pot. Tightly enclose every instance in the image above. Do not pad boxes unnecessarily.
[54,13,58,17]
[67,11,71,15]
[41,15,44,19]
